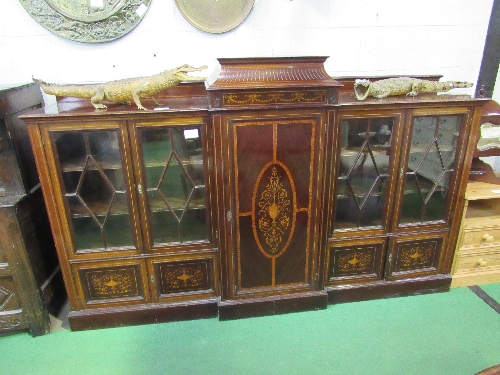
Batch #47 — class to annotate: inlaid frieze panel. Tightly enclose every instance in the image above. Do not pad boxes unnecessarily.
[223,90,328,107]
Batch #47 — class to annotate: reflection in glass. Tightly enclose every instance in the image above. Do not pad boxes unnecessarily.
[140,127,208,245]
[399,115,461,225]
[335,118,394,231]
[53,130,134,251]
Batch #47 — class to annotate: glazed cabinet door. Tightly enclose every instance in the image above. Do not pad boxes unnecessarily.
[130,117,214,251]
[129,117,218,302]
[40,122,142,258]
[395,108,471,231]
[330,110,403,236]
[216,110,326,299]
[324,110,403,287]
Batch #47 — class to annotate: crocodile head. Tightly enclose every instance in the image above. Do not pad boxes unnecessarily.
[354,79,371,100]
[169,64,208,82]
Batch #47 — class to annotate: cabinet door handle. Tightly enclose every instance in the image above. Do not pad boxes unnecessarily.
[137,184,143,194]
[227,211,233,222]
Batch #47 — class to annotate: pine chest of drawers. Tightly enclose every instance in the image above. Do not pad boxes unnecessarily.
[451,181,500,287]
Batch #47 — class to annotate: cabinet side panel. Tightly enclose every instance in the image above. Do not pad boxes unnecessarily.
[27,124,80,309]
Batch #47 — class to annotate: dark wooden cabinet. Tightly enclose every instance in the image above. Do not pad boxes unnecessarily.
[21,58,487,329]
[0,84,63,336]
[325,97,484,303]
[24,89,219,330]
[208,58,341,318]
[213,109,329,318]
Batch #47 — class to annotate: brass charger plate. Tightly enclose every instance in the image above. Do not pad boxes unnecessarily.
[175,0,255,33]
[19,0,152,43]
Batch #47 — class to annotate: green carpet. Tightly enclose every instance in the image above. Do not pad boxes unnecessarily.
[1,285,499,375]
[482,283,500,305]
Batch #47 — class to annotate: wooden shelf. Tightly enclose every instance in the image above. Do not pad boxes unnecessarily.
[68,195,207,219]
[465,181,500,200]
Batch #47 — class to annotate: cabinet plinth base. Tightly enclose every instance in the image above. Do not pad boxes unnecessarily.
[68,299,219,331]
[218,291,328,321]
[326,275,452,304]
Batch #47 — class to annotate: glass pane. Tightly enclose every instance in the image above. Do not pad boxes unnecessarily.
[399,115,461,225]
[53,129,135,251]
[334,117,393,231]
[140,126,208,246]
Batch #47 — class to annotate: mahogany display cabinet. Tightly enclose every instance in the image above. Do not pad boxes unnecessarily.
[21,57,487,330]
[0,84,63,336]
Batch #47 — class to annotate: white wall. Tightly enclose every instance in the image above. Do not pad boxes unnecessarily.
[0,0,494,92]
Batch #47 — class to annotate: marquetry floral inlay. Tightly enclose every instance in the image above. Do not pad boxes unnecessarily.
[257,167,291,255]
[399,244,435,269]
[337,251,373,273]
[89,271,135,298]
[224,91,326,106]
[164,266,206,290]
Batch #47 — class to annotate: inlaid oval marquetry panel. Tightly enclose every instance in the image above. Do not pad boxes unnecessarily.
[252,161,297,258]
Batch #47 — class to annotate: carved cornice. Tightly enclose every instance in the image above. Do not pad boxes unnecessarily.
[207,57,341,109]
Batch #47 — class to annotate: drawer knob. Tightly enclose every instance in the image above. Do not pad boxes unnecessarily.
[482,234,495,242]
[477,258,488,267]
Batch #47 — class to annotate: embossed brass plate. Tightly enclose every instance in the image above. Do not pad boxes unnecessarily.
[174,0,254,33]
[19,0,152,43]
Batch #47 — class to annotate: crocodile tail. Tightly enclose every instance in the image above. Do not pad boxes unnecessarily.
[33,77,55,93]
[420,80,473,93]
[32,77,96,98]
[447,81,473,89]
[32,77,47,87]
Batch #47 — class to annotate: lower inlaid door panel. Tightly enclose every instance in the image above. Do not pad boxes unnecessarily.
[147,254,218,302]
[73,260,150,308]
[385,232,448,280]
[326,238,387,284]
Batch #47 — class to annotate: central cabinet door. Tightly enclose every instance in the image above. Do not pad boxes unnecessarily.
[218,110,325,299]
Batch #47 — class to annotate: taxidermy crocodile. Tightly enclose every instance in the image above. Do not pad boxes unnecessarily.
[354,77,473,100]
[33,64,208,110]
